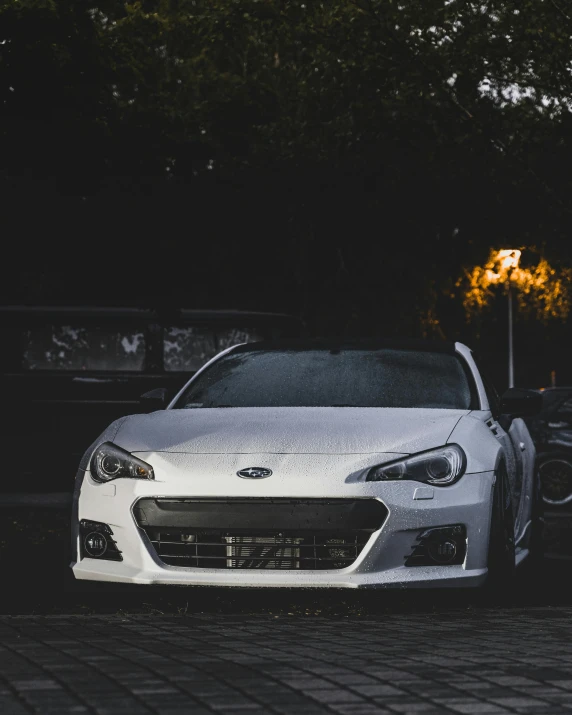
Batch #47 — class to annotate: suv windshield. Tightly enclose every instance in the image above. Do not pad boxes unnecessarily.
[174,348,475,409]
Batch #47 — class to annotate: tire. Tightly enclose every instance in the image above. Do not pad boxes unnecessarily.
[538,455,572,507]
[485,462,515,590]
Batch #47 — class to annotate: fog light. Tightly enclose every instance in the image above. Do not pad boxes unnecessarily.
[427,538,457,564]
[405,524,466,567]
[84,532,108,558]
[79,519,123,562]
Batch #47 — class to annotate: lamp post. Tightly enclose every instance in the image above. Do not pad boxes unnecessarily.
[497,249,521,389]
[508,281,514,388]
[460,248,570,391]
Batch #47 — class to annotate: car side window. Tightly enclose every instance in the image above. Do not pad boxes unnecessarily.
[216,327,264,351]
[21,323,146,371]
[164,326,265,372]
[555,398,572,424]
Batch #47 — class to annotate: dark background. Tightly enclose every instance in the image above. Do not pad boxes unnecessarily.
[2,0,572,392]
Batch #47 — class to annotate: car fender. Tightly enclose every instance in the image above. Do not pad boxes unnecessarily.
[447,412,504,475]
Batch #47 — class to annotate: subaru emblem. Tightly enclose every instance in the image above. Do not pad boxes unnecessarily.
[237,467,273,479]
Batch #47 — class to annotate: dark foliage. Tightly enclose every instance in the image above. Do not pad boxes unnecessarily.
[2,0,572,387]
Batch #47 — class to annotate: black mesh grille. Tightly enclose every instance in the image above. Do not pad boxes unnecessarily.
[134,498,387,570]
[142,529,369,569]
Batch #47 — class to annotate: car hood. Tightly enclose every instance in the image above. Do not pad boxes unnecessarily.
[115,407,468,455]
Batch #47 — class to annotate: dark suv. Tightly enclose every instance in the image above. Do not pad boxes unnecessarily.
[525,387,572,509]
[0,306,303,493]
[524,387,572,558]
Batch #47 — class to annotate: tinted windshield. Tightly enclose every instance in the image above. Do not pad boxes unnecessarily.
[174,348,475,409]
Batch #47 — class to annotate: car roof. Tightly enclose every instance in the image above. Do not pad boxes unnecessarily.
[0,306,301,324]
[228,337,458,354]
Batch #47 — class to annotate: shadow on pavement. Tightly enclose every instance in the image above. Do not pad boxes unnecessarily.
[2,506,572,616]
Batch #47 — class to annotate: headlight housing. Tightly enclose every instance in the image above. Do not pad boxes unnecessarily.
[90,442,154,483]
[366,445,466,486]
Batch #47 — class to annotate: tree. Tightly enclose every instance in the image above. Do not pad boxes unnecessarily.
[2,0,572,377]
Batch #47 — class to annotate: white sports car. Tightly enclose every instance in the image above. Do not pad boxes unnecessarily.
[72,340,542,589]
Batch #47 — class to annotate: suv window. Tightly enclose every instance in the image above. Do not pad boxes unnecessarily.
[216,327,264,352]
[163,326,264,372]
[164,327,217,372]
[555,398,572,424]
[22,324,146,371]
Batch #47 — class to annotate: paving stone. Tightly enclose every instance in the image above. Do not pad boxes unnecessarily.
[329,705,393,714]
[4,609,572,714]
[305,688,365,704]
[350,685,404,697]
[446,704,511,713]
[490,696,551,707]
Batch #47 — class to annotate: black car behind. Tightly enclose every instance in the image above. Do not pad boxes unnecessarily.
[525,387,572,559]
[1,306,303,494]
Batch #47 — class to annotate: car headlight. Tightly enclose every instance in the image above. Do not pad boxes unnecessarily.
[90,442,154,483]
[366,445,466,486]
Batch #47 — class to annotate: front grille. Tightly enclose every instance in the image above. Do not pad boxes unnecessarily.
[142,529,368,569]
[134,498,387,570]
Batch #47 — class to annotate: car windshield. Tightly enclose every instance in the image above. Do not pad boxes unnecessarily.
[174,348,475,409]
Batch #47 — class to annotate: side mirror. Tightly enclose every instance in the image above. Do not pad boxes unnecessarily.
[140,388,169,412]
[500,388,542,419]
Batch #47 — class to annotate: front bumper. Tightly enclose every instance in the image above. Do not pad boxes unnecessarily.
[72,456,494,589]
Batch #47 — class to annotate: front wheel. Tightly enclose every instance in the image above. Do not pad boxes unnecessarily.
[485,463,515,590]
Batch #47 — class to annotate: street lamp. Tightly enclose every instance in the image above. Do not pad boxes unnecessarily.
[475,248,522,387]
[496,249,521,388]
[459,248,571,390]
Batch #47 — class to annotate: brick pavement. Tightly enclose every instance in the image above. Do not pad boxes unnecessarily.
[2,607,572,714]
